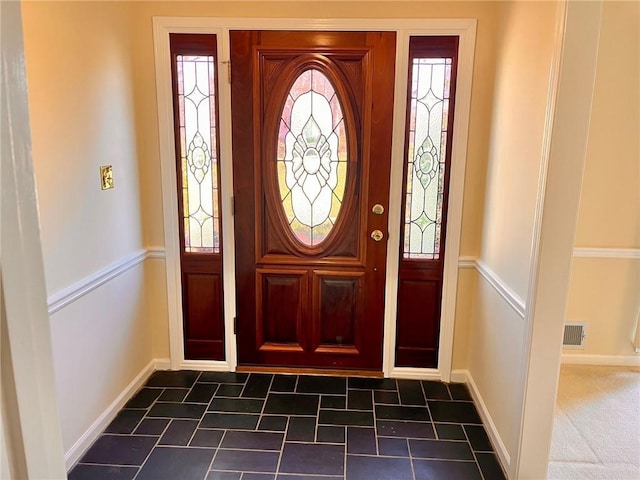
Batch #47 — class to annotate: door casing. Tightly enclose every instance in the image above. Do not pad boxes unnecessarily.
[153,17,477,380]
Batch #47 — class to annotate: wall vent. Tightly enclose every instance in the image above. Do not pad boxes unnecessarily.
[563,322,587,349]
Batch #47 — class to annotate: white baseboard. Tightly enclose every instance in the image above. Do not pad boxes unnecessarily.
[561,354,640,367]
[451,369,511,475]
[64,358,165,471]
[181,360,232,371]
[449,370,468,383]
[389,367,442,381]
[154,358,171,370]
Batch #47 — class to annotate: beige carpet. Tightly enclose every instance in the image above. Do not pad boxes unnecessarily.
[548,365,640,479]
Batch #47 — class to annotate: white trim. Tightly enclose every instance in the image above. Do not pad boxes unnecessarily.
[458,256,477,269]
[515,2,603,477]
[1,1,67,476]
[154,358,171,370]
[452,369,511,473]
[181,360,233,372]
[573,247,640,259]
[146,247,167,260]
[433,22,476,382]
[46,249,166,315]
[561,354,640,367]
[449,370,468,383]
[153,17,477,377]
[475,259,526,319]
[389,367,442,381]
[64,360,158,471]
[153,19,187,370]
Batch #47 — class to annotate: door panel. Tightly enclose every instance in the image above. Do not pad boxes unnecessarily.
[256,269,307,350]
[231,31,396,370]
[183,272,224,358]
[311,271,364,354]
[395,276,440,367]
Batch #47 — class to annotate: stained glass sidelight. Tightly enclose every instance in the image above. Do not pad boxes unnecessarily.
[277,69,348,247]
[403,57,453,259]
[176,55,220,253]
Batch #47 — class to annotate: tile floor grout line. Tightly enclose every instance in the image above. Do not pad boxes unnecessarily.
[407,434,417,480]
[371,388,380,457]
[206,430,228,478]
[256,374,273,432]
[314,387,321,443]
[129,415,168,480]
[420,380,437,442]
[462,422,487,480]
[193,383,221,445]
[275,377,294,477]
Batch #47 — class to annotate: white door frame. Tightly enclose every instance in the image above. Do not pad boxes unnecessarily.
[153,17,476,379]
[1,1,67,477]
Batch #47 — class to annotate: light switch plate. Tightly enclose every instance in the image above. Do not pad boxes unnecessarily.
[100,165,114,190]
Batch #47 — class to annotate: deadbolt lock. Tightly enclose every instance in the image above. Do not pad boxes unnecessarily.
[370,230,384,242]
[371,204,385,215]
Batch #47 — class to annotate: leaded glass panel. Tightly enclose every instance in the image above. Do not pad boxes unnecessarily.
[277,69,347,247]
[176,55,220,253]
[403,57,453,259]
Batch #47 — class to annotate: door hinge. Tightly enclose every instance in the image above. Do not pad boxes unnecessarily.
[221,60,231,84]
[233,317,237,335]
[231,196,236,215]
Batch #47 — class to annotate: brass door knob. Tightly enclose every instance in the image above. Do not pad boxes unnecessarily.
[370,230,384,242]
[372,204,385,215]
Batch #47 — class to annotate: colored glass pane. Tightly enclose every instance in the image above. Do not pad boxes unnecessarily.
[403,57,453,259]
[176,55,220,253]
[277,69,347,247]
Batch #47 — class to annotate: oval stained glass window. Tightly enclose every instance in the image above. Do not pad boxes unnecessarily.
[277,69,348,247]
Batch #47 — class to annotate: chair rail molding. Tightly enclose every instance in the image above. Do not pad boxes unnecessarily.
[47,248,166,315]
[573,247,640,259]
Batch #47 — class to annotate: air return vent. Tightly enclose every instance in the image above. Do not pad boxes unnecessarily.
[563,323,587,349]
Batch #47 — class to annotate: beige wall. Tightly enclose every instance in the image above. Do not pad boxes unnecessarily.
[574,1,639,250]
[566,258,640,356]
[452,267,476,370]
[480,1,557,299]
[564,1,640,358]
[21,1,156,457]
[23,1,143,294]
[468,0,559,470]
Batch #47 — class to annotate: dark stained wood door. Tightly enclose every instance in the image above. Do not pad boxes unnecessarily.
[231,31,396,370]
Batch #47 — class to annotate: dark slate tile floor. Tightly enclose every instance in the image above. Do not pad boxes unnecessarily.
[69,371,506,480]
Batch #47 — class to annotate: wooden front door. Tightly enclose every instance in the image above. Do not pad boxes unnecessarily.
[231,31,396,371]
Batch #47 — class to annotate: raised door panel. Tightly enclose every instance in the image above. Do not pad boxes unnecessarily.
[183,272,224,359]
[256,269,308,353]
[395,276,441,367]
[311,271,364,356]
